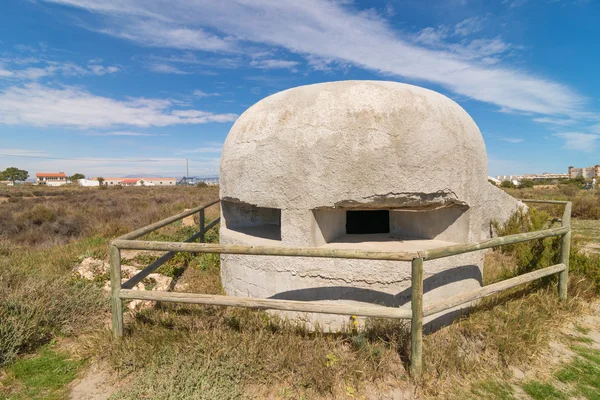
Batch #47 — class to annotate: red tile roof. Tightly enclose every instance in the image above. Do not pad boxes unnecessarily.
[36,172,66,178]
[120,179,139,184]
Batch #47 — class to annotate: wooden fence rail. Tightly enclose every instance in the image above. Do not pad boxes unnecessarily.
[109,198,572,379]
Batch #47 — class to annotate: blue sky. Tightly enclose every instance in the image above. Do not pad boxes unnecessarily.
[1,0,599,178]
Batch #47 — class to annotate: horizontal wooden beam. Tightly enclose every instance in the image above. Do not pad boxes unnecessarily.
[421,226,569,260]
[519,199,570,205]
[116,199,220,241]
[423,263,565,317]
[122,217,221,289]
[111,240,419,261]
[119,289,412,319]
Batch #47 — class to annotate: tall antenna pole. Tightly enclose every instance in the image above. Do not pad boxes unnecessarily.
[186,158,189,185]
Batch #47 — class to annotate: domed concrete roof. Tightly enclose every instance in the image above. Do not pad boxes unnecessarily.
[220,80,487,210]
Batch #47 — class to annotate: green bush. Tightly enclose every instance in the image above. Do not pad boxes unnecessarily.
[494,207,600,292]
[500,180,516,189]
[572,194,600,219]
[518,179,535,189]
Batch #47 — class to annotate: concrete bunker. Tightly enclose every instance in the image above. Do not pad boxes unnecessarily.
[219,80,523,331]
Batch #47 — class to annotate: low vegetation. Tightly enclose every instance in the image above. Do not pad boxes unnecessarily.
[0,345,83,400]
[506,184,600,219]
[0,185,599,399]
[0,186,218,369]
[0,185,218,247]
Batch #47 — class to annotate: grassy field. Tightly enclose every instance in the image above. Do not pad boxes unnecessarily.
[1,184,599,399]
[572,219,600,254]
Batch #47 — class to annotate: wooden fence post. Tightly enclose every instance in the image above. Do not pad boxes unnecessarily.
[110,244,124,338]
[410,256,424,379]
[199,208,205,243]
[559,202,572,300]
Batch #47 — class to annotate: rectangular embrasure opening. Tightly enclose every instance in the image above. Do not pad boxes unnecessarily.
[222,200,281,241]
[346,210,390,234]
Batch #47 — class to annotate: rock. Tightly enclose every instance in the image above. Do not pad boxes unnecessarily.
[77,257,173,311]
[182,209,196,227]
[102,268,173,311]
[509,365,525,380]
[76,258,108,280]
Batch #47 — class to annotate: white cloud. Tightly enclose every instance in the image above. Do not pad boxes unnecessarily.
[414,20,513,63]
[0,148,49,157]
[85,131,169,136]
[13,67,54,79]
[503,0,528,8]
[533,117,576,126]
[553,132,600,152]
[453,16,485,36]
[0,83,238,128]
[413,26,450,46]
[384,3,395,17]
[0,155,221,177]
[453,38,512,59]
[14,44,37,52]
[0,60,120,80]
[99,19,235,52]
[304,55,347,72]
[147,63,188,74]
[193,90,220,97]
[88,64,120,75]
[590,124,600,134]
[0,68,15,77]
[42,0,588,117]
[177,146,223,154]
[250,59,299,70]
[499,137,524,143]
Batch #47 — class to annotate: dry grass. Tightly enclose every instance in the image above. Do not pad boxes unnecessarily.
[0,185,218,248]
[0,186,219,368]
[76,240,597,399]
[3,185,600,398]
[505,185,600,219]
[0,237,108,367]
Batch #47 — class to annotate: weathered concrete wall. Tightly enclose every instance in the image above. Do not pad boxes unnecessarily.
[390,207,469,242]
[483,184,526,236]
[219,80,523,331]
[220,227,484,331]
[220,81,487,217]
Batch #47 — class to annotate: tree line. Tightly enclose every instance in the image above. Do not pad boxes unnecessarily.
[0,167,89,184]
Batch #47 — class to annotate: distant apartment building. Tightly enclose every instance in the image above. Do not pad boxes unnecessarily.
[496,172,568,183]
[36,172,67,186]
[568,165,600,179]
[100,177,177,186]
[178,176,220,186]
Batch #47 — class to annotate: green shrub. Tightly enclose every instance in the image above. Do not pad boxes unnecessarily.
[572,193,600,219]
[518,178,535,189]
[501,180,516,189]
[559,184,578,197]
[494,207,600,292]
[493,207,560,274]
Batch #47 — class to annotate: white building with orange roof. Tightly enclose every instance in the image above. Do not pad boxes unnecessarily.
[36,172,67,186]
[100,177,176,186]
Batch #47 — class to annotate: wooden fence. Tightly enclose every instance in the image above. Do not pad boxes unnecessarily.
[109,199,572,378]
